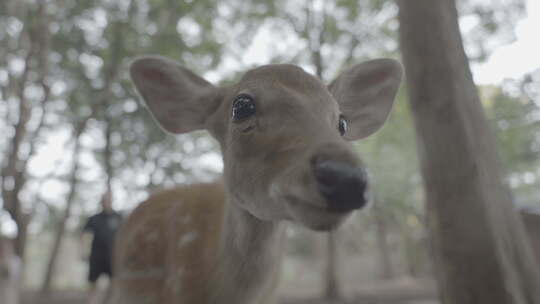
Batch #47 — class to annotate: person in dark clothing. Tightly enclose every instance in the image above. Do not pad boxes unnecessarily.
[81,190,122,304]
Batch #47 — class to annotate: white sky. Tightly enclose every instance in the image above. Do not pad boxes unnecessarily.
[472,0,540,84]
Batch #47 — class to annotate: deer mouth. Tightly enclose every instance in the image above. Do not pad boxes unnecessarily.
[284,195,353,231]
[268,168,357,230]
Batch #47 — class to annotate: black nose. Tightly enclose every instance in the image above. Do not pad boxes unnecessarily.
[313,160,368,212]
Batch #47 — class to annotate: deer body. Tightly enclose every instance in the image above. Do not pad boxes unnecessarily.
[113,183,282,304]
[112,57,402,304]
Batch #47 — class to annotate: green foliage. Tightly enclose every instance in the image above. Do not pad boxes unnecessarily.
[1,0,536,276]
[481,79,540,202]
[353,88,425,249]
[1,0,271,229]
[459,0,526,61]
[265,0,399,80]
[358,90,421,212]
[486,88,537,168]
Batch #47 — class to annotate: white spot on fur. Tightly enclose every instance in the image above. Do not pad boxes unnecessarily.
[177,267,184,274]
[269,182,282,200]
[178,231,198,247]
[146,231,158,241]
[164,267,185,295]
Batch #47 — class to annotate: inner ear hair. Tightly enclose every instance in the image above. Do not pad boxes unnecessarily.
[329,59,403,140]
[130,56,219,134]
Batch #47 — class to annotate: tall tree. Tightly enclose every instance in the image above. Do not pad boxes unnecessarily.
[372,201,394,279]
[0,0,52,260]
[356,88,423,279]
[37,0,272,290]
[263,1,400,297]
[482,79,540,202]
[41,124,84,293]
[396,0,540,303]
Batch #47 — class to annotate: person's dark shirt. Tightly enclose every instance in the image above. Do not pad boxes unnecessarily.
[83,211,122,260]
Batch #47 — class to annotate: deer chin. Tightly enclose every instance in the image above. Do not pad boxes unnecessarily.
[285,196,353,231]
[120,57,403,304]
[270,181,352,230]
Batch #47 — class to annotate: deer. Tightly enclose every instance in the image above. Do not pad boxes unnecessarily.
[111,55,402,304]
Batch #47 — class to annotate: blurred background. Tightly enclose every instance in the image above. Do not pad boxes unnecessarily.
[1,0,539,303]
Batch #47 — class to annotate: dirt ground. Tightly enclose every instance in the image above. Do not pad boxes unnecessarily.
[22,290,438,304]
[22,275,438,304]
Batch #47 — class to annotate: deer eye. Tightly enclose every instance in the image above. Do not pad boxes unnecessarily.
[232,94,256,122]
[338,115,347,136]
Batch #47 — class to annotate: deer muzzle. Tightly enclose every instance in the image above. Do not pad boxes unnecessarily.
[313,159,369,213]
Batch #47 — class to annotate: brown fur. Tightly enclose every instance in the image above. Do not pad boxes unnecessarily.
[113,57,401,304]
[113,183,225,303]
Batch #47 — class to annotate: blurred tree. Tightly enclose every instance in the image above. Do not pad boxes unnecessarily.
[264,0,397,79]
[458,0,526,62]
[372,201,394,279]
[397,1,540,304]
[37,0,274,292]
[39,0,138,291]
[259,0,528,290]
[0,0,53,261]
[259,1,400,298]
[356,89,423,279]
[482,77,540,203]
[352,0,532,281]
[1,0,534,297]
[41,123,84,293]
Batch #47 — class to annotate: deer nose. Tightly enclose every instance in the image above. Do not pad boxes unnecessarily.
[313,160,368,212]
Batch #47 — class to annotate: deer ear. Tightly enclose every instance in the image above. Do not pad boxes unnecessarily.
[329,59,402,140]
[130,56,219,134]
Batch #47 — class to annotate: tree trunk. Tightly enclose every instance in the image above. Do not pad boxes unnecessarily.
[323,232,340,300]
[0,238,22,304]
[373,205,393,280]
[104,113,114,192]
[41,128,84,293]
[2,68,32,259]
[305,7,342,298]
[401,227,418,278]
[396,0,540,303]
[40,17,126,290]
[1,0,50,261]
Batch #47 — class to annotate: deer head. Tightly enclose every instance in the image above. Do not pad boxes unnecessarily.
[130,57,402,231]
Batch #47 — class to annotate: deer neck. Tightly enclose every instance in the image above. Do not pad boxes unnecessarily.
[221,199,284,263]
[211,198,285,303]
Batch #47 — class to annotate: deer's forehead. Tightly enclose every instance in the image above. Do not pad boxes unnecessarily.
[233,64,335,107]
[242,65,324,90]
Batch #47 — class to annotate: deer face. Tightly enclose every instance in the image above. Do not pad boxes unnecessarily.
[130,57,402,231]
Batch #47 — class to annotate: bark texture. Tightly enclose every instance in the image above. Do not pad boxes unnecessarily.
[396,1,540,303]
[373,205,394,280]
[323,232,340,299]
[0,238,21,304]
[1,0,51,260]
